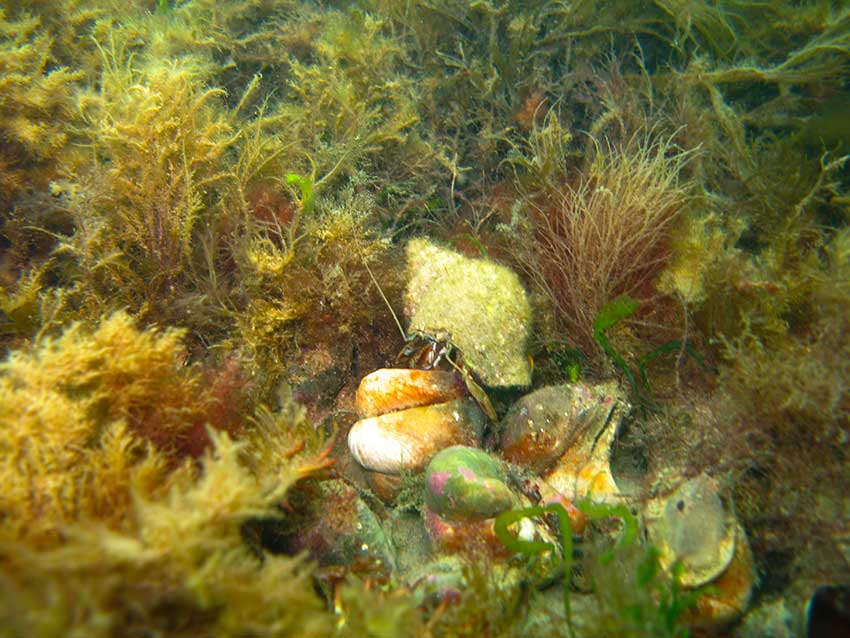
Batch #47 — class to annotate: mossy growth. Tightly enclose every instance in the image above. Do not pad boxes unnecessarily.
[435,561,528,638]
[0,311,348,637]
[59,45,236,324]
[333,579,425,638]
[0,9,83,206]
[511,125,694,361]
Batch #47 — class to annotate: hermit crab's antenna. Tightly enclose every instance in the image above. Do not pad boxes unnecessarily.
[364,262,407,341]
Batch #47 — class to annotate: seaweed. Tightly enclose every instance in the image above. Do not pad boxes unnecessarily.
[0,430,337,638]
[593,295,642,392]
[513,127,693,359]
[580,544,705,638]
[229,183,392,393]
[287,172,317,217]
[495,498,707,638]
[0,9,83,207]
[422,557,527,638]
[0,312,208,543]
[334,578,424,638]
[546,343,586,383]
[52,37,237,327]
[0,310,347,636]
[495,499,638,638]
[593,295,711,410]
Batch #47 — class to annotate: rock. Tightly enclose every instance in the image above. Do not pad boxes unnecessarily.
[733,597,799,638]
[403,555,527,608]
[422,506,510,555]
[422,445,527,555]
[404,238,532,387]
[424,446,514,520]
[259,479,395,571]
[403,555,469,606]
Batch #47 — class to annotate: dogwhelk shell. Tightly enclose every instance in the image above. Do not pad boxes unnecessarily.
[500,382,629,503]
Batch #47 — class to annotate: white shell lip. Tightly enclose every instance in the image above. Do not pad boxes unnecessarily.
[347,397,485,475]
[348,417,415,474]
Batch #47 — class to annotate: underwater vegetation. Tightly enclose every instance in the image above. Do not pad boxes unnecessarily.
[0,312,337,636]
[513,127,693,358]
[0,9,81,208]
[0,0,848,635]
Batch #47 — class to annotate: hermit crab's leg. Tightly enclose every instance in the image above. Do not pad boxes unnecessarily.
[447,357,498,422]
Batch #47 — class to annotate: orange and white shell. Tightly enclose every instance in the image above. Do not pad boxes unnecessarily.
[355,368,465,417]
[347,368,484,475]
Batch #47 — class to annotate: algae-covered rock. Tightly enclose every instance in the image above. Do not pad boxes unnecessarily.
[424,445,513,520]
[404,238,532,387]
[733,596,798,638]
[267,479,396,571]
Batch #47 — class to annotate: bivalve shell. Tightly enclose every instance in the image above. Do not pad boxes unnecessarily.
[688,523,755,628]
[644,474,737,588]
[365,471,403,503]
[644,474,755,628]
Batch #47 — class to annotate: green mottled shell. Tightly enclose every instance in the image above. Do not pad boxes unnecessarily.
[424,445,514,520]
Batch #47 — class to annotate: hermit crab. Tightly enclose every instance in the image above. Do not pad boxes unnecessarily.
[346,240,532,498]
[346,268,495,499]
